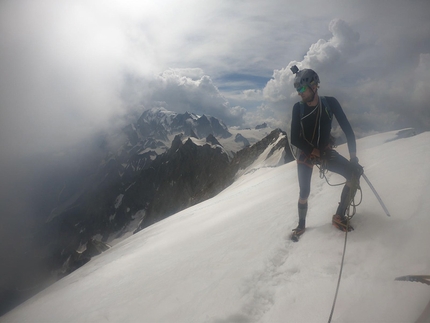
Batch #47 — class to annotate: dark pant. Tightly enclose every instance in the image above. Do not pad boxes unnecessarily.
[297,149,361,216]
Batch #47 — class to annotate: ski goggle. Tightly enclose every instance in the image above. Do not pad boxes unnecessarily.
[296,85,307,93]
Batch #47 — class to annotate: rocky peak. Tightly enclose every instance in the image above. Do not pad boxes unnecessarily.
[230,129,294,176]
[255,122,268,130]
[234,133,250,147]
[206,134,221,146]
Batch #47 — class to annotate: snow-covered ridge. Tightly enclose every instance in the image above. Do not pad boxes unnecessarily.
[186,136,228,155]
[6,128,430,323]
[140,107,178,123]
[137,107,231,140]
[235,132,287,178]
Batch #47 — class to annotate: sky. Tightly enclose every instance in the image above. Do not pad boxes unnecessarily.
[1,0,430,244]
[1,0,430,161]
[1,129,430,322]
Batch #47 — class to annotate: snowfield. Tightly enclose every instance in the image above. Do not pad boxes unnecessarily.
[2,129,430,323]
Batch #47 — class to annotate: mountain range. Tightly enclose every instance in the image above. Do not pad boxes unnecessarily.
[0,107,293,316]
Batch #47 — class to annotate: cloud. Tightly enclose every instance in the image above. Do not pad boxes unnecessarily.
[1,0,430,165]
[264,19,361,101]
[413,53,430,104]
[302,19,360,72]
[1,0,260,162]
[0,1,130,160]
[345,51,430,134]
[135,69,247,125]
[261,19,362,128]
[259,16,430,136]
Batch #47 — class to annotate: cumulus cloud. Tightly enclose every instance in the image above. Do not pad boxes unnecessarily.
[264,19,360,101]
[259,16,430,137]
[140,69,247,125]
[261,19,361,127]
[241,89,264,101]
[302,19,360,74]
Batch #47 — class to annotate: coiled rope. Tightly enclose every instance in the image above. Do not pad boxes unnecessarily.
[317,161,363,219]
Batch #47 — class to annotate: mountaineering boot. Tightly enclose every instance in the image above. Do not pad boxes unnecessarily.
[291,218,306,242]
[291,202,307,242]
[291,224,305,242]
[332,214,354,232]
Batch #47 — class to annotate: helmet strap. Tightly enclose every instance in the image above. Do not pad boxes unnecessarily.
[308,83,318,102]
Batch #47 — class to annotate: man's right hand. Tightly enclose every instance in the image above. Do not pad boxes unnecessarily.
[350,156,364,176]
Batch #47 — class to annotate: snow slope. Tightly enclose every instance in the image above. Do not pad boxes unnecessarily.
[2,129,430,323]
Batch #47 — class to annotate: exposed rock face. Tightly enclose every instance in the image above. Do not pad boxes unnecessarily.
[45,108,235,237]
[230,129,294,174]
[255,122,268,130]
[42,127,292,274]
[129,135,232,232]
[234,133,250,148]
